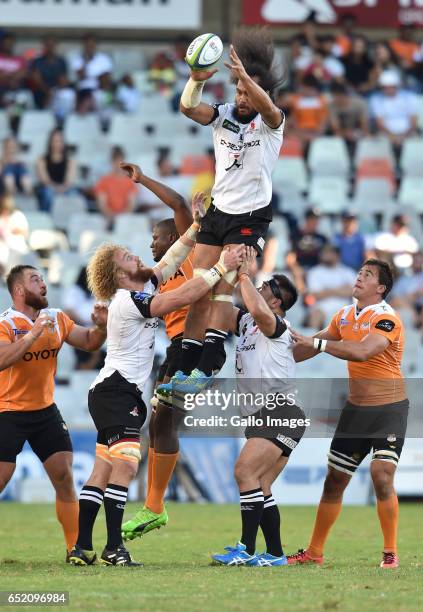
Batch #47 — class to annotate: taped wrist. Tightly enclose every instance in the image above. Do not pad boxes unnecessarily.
[181,77,205,108]
[202,265,225,288]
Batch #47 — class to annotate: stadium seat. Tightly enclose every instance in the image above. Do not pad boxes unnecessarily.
[308,137,350,176]
[354,177,393,209]
[308,176,348,213]
[48,251,86,286]
[139,95,172,119]
[398,177,423,211]
[417,94,423,131]
[51,194,87,231]
[132,70,156,96]
[18,111,56,161]
[13,194,38,212]
[68,213,108,250]
[180,155,214,176]
[400,138,423,177]
[356,159,395,191]
[280,135,303,158]
[272,158,308,193]
[109,113,153,158]
[25,211,54,231]
[29,229,68,252]
[114,213,150,241]
[55,341,76,384]
[79,230,112,256]
[354,136,394,168]
[0,110,10,140]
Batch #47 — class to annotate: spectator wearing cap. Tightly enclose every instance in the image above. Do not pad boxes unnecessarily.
[369,213,419,270]
[333,210,365,270]
[306,245,356,328]
[290,207,328,270]
[287,76,329,146]
[29,36,68,109]
[369,71,418,147]
[329,83,369,151]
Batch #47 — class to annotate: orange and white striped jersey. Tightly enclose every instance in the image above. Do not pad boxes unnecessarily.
[159,252,193,340]
[327,300,405,406]
[0,307,74,412]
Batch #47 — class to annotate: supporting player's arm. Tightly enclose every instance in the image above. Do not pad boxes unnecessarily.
[152,192,206,285]
[180,69,217,125]
[225,45,282,129]
[292,328,338,363]
[0,314,55,371]
[65,303,108,352]
[120,163,193,235]
[149,246,244,318]
[291,330,390,363]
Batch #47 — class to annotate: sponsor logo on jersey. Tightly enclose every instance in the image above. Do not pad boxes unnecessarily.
[222,118,240,134]
[361,322,370,330]
[387,434,397,443]
[129,406,139,417]
[132,291,151,304]
[23,348,59,361]
[240,227,253,236]
[14,329,29,335]
[340,318,349,326]
[275,434,297,450]
[375,319,395,332]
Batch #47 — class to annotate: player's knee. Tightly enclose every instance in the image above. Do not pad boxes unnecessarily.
[323,468,349,498]
[234,458,252,486]
[371,465,394,500]
[51,465,74,493]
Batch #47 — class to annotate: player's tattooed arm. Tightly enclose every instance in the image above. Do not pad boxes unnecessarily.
[120,162,193,235]
[225,45,282,129]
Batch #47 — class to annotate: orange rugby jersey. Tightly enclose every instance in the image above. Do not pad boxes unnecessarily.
[0,307,75,412]
[327,301,405,406]
[159,253,193,340]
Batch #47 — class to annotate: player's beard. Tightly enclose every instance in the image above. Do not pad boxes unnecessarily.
[233,105,258,124]
[24,289,48,310]
[127,265,154,283]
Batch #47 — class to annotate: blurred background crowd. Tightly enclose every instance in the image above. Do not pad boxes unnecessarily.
[1,13,423,379]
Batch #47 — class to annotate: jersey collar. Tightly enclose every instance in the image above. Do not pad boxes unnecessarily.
[354,300,387,319]
[9,306,37,326]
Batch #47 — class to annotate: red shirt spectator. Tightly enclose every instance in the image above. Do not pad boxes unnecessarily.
[94,147,138,221]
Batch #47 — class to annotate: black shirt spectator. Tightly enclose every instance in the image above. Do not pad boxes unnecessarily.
[343,35,374,93]
[30,36,67,109]
[290,208,328,269]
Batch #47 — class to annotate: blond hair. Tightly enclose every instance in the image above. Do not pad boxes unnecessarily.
[86,242,124,301]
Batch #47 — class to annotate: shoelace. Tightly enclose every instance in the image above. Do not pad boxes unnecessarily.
[383,552,396,564]
[288,549,306,560]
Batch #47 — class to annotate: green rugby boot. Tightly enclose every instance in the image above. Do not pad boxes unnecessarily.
[122,506,169,541]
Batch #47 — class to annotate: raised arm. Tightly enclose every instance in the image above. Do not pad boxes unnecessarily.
[120,162,193,235]
[180,69,217,125]
[65,303,108,352]
[225,45,282,129]
[150,246,244,318]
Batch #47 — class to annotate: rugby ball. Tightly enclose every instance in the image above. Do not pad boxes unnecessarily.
[185,33,223,70]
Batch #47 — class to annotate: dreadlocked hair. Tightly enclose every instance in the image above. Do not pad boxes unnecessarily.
[86,242,124,301]
[232,27,283,98]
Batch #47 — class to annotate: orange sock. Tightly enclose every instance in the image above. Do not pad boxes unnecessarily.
[308,500,343,558]
[377,495,398,553]
[147,447,155,496]
[145,452,179,514]
[56,498,79,551]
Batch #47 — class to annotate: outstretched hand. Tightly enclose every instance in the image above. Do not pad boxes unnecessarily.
[91,302,108,330]
[120,162,143,183]
[192,191,207,223]
[289,329,314,348]
[189,68,218,82]
[238,246,257,278]
[224,45,248,81]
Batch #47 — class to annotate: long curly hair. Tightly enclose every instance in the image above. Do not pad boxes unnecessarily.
[232,27,283,97]
[86,242,123,301]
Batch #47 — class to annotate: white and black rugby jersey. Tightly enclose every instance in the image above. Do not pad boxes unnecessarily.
[208,103,284,215]
[235,310,296,414]
[91,279,158,391]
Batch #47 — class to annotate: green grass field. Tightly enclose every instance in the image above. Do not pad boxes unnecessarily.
[0,502,421,611]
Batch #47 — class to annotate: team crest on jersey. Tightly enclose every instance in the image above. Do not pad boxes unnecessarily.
[129,406,139,417]
[387,434,396,443]
[132,291,151,304]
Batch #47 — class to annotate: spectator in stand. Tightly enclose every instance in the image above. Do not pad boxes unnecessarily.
[29,36,67,109]
[306,245,356,328]
[389,24,419,72]
[334,13,358,58]
[148,51,176,96]
[390,251,423,329]
[0,32,27,107]
[94,146,137,226]
[370,213,419,271]
[328,82,369,152]
[62,266,106,370]
[36,128,77,212]
[342,35,375,95]
[302,48,344,91]
[369,71,418,149]
[0,194,29,274]
[287,75,329,146]
[116,74,140,113]
[71,34,113,113]
[0,137,33,195]
[51,74,76,123]
[373,42,402,85]
[93,72,115,129]
[333,209,365,271]
[290,207,328,271]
